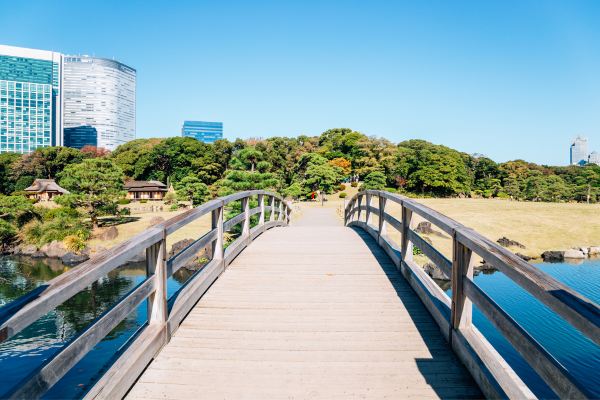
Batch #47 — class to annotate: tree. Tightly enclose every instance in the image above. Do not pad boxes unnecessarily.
[503,177,521,200]
[81,145,112,158]
[14,176,35,192]
[56,159,125,229]
[284,182,303,198]
[328,157,351,176]
[580,169,599,204]
[0,195,39,243]
[523,171,547,202]
[174,176,210,206]
[162,192,177,205]
[0,152,22,195]
[238,147,263,173]
[361,171,387,191]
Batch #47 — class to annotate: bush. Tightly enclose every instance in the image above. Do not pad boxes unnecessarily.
[45,207,80,221]
[413,246,423,255]
[63,235,86,252]
[119,208,131,216]
[24,216,91,246]
[163,192,177,205]
[497,192,509,199]
[351,182,358,187]
[385,187,398,194]
[169,204,178,211]
[338,184,346,191]
[140,200,147,203]
[28,198,40,204]
[117,198,130,205]
[339,192,347,198]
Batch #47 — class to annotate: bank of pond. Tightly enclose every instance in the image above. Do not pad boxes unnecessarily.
[0,255,599,399]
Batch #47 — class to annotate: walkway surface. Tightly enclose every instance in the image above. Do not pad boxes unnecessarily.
[126,208,482,399]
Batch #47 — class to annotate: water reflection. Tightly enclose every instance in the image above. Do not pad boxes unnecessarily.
[0,256,194,399]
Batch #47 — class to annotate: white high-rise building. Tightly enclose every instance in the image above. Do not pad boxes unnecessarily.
[570,135,588,166]
[0,45,63,154]
[589,151,600,166]
[62,56,136,151]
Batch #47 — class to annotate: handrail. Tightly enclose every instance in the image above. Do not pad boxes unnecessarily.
[345,189,599,399]
[0,190,292,400]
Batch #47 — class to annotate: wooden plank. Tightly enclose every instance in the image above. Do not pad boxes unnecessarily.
[166,229,217,277]
[4,276,156,399]
[0,227,162,344]
[407,229,452,278]
[402,199,462,237]
[457,228,600,349]
[223,211,246,232]
[464,278,591,399]
[384,212,402,232]
[155,199,220,236]
[83,324,166,400]
[167,259,222,336]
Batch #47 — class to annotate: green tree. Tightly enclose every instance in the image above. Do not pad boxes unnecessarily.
[300,155,343,194]
[361,171,387,191]
[238,147,263,173]
[56,159,125,229]
[0,195,39,243]
[284,182,303,198]
[0,152,22,195]
[14,176,35,192]
[580,169,599,204]
[174,176,210,206]
[502,177,521,200]
[523,171,547,202]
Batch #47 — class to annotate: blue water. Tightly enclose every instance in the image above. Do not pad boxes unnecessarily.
[442,256,600,399]
[0,256,194,399]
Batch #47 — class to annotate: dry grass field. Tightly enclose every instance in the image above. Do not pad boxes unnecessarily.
[299,188,600,265]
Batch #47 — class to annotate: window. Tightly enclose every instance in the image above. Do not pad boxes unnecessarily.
[8,82,14,89]
[30,85,36,92]
[0,82,6,89]
[23,92,28,99]
[1,90,6,96]
[8,91,14,98]
[23,84,28,91]
[16,83,21,90]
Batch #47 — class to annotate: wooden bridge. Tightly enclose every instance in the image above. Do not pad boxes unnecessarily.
[1,190,600,399]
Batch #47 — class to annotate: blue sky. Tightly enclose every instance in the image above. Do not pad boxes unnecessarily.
[3,0,599,165]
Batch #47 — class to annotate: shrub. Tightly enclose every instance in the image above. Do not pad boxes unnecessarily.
[24,216,91,246]
[497,192,509,199]
[163,192,177,205]
[63,235,86,252]
[28,198,40,204]
[413,246,423,255]
[140,200,147,203]
[339,192,347,198]
[385,187,398,194]
[119,208,131,216]
[351,182,358,187]
[338,184,346,191]
[117,198,130,205]
[45,207,80,221]
[169,204,179,211]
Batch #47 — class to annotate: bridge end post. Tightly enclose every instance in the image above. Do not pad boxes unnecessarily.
[146,229,167,324]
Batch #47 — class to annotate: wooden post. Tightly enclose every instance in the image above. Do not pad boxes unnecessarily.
[357,195,363,222]
[211,204,224,272]
[286,200,293,226]
[378,196,387,237]
[242,195,250,242]
[401,205,413,264]
[451,239,474,332]
[258,194,265,230]
[269,196,275,222]
[365,194,373,226]
[146,233,167,324]
[278,198,283,221]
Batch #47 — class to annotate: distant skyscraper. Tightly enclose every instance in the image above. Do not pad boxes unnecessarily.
[182,121,223,144]
[570,135,588,166]
[63,56,136,151]
[0,45,63,154]
[589,151,600,166]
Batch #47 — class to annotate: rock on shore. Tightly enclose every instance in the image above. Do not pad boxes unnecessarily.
[564,250,585,259]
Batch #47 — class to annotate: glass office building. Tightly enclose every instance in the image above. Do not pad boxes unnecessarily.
[0,45,62,154]
[63,56,136,151]
[570,135,588,166]
[182,121,223,144]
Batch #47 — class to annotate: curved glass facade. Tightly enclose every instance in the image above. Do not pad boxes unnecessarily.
[63,57,135,150]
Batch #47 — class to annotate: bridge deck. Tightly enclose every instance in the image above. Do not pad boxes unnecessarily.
[126,209,483,399]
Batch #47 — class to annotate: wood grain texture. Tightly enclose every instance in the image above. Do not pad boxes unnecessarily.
[126,218,482,400]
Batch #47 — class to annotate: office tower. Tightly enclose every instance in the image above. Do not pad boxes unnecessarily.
[570,135,588,166]
[0,45,62,154]
[182,121,223,144]
[589,151,600,166]
[63,56,136,151]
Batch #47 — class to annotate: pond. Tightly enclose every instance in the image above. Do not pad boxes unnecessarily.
[0,255,194,399]
[437,255,600,399]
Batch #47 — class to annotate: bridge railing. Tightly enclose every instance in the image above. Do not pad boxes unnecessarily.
[0,190,292,400]
[346,190,600,400]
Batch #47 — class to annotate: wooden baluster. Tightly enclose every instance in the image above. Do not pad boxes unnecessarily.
[451,239,474,332]
[357,195,363,222]
[242,195,251,243]
[269,196,275,223]
[378,196,387,241]
[401,205,413,267]
[286,200,293,226]
[365,194,373,226]
[278,199,283,221]
[211,204,224,272]
[258,194,265,230]
[146,232,167,324]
